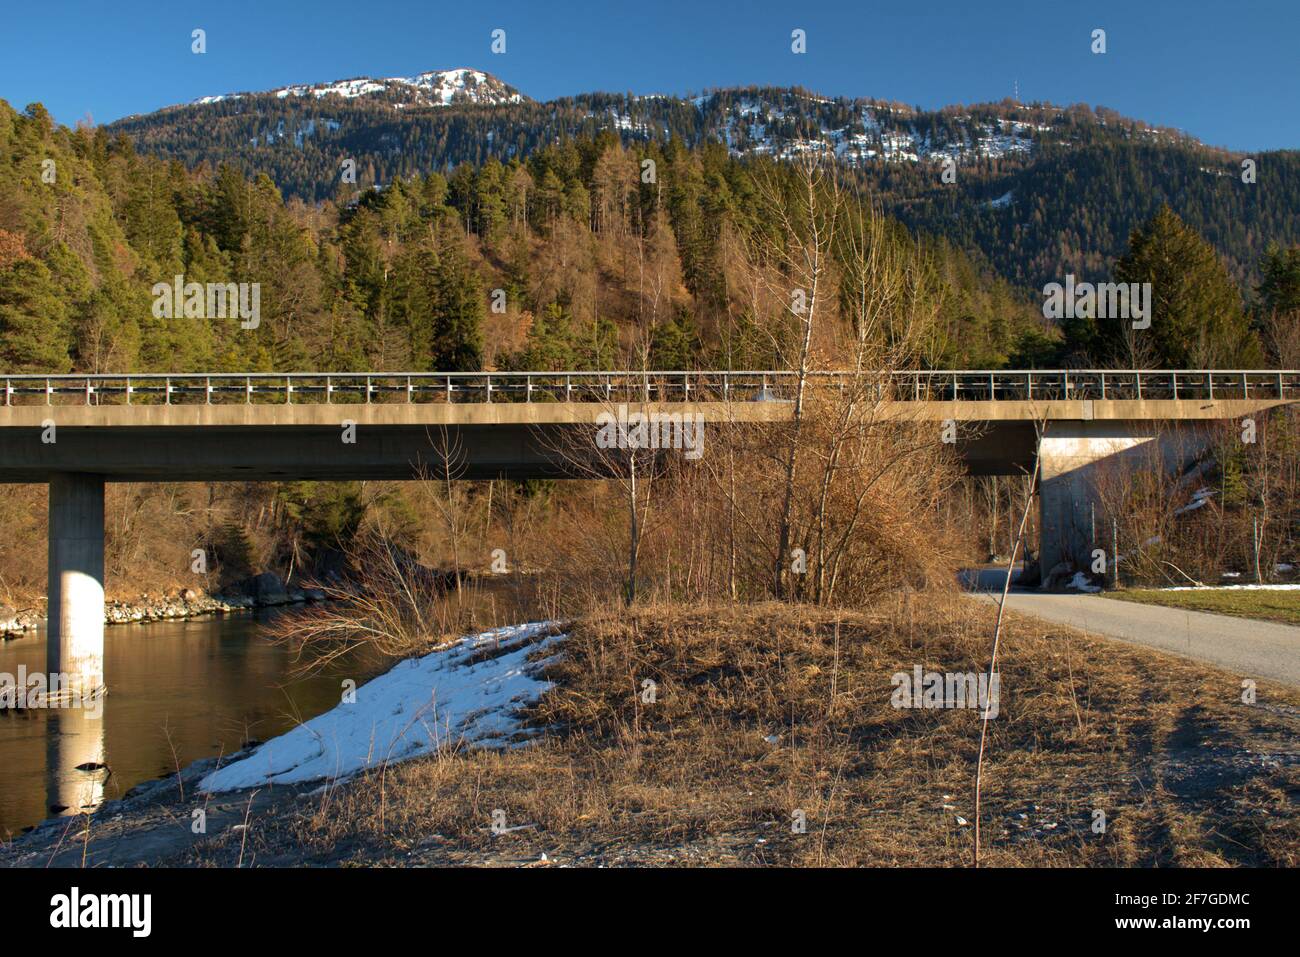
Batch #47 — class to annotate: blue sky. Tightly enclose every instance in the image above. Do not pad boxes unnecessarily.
[1,0,1296,151]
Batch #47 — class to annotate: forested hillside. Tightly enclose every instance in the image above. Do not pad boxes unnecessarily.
[0,96,1048,377]
[861,136,1300,292]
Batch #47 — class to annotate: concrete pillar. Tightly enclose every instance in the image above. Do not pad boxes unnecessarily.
[47,473,105,698]
[1036,422,1210,582]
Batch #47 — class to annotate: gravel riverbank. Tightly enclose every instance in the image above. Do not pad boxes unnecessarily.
[0,573,328,637]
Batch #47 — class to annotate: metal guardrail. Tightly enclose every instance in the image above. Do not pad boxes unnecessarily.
[0,370,1298,406]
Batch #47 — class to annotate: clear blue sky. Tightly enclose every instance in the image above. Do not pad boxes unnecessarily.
[1,0,1296,151]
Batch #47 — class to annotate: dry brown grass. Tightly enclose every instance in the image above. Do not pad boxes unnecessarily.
[199,594,1300,868]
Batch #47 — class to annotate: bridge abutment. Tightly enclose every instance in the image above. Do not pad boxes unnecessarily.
[46,472,105,698]
[1036,421,1212,582]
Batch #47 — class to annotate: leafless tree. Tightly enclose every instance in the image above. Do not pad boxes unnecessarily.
[746,149,843,597]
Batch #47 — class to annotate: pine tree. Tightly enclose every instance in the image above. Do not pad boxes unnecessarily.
[0,259,70,372]
[509,302,578,370]
[75,276,142,372]
[1258,244,1300,315]
[649,308,700,369]
[1104,205,1261,367]
[428,236,484,371]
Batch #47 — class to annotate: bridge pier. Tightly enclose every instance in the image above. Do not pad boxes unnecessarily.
[1036,421,1211,582]
[46,473,105,698]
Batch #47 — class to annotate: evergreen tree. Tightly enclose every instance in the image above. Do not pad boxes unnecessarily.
[0,259,70,372]
[508,302,579,370]
[428,237,484,371]
[1099,205,1261,367]
[75,276,143,372]
[1258,244,1300,316]
[649,308,700,369]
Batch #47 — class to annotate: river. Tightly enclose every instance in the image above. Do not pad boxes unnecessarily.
[0,610,386,838]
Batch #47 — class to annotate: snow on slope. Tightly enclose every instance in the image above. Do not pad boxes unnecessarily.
[195,68,525,108]
[1067,572,1102,593]
[192,73,1049,169]
[200,621,563,792]
[689,95,1044,168]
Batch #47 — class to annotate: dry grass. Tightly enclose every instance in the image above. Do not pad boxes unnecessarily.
[192,595,1300,867]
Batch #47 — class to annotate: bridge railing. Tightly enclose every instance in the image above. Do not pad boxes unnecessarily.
[2,370,1299,406]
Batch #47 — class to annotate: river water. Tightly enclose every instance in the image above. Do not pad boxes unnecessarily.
[0,611,385,838]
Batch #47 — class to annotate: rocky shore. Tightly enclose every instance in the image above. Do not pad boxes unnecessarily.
[0,572,329,637]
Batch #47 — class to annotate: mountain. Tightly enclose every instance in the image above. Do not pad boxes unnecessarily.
[113,76,1080,194]
[94,73,1300,295]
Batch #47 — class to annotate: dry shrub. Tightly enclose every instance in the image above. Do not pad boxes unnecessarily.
[104,482,207,594]
[1091,413,1300,586]
[526,383,965,614]
[263,529,548,675]
[0,481,231,606]
[0,484,46,606]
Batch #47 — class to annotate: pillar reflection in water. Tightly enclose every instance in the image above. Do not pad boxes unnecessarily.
[44,698,107,816]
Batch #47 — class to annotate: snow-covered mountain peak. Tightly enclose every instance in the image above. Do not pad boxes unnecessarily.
[194,68,527,108]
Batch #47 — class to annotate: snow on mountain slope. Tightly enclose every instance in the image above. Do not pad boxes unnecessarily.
[598,91,1053,167]
[186,69,1069,168]
[172,71,1201,177]
[195,67,527,108]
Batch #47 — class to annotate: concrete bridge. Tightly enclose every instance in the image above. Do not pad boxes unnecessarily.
[2,368,1297,697]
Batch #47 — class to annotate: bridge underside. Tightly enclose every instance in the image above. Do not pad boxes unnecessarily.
[0,425,601,482]
[0,421,1042,482]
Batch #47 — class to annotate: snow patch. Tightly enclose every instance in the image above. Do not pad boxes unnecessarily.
[1067,572,1101,593]
[200,621,563,792]
[1174,487,1216,516]
[1164,584,1300,592]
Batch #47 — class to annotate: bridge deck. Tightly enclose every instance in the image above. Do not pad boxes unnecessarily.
[0,371,1294,482]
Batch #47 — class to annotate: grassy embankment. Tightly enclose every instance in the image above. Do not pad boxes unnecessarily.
[178,595,1299,867]
[1108,588,1300,626]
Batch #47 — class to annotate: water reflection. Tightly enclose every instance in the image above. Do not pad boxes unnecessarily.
[45,706,106,815]
[0,610,386,837]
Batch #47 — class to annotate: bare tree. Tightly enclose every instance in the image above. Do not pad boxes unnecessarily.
[747,149,843,597]
[533,382,670,606]
[410,427,470,611]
